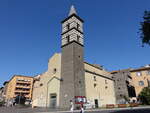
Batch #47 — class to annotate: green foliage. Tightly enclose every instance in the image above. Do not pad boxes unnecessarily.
[140,10,150,46]
[0,100,5,107]
[123,95,129,103]
[138,87,150,105]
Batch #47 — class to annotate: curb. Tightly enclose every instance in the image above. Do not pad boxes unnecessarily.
[36,106,150,113]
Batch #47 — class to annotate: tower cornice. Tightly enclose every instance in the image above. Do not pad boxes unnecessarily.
[61,14,84,23]
[61,27,84,35]
[61,41,84,48]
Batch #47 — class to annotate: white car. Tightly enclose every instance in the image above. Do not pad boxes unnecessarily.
[83,102,94,109]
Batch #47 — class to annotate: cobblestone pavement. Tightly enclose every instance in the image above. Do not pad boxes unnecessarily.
[0,107,150,113]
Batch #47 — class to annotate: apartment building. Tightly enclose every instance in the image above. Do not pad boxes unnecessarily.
[130,65,150,97]
[6,75,33,100]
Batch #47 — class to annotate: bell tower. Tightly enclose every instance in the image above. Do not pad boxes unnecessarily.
[61,5,84,47]
[59,5,85,108]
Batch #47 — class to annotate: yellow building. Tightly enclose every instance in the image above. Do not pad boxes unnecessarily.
[130,66,150,97]
[84,62,116,107]
[6,75,33,100]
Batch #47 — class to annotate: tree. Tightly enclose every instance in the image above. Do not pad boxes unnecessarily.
[123,95,130,103]
[0,100,5,107]
[138,87,150,105]
[140,11,150,46]
[15,94,26,105]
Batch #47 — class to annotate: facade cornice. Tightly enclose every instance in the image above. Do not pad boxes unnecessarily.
[130,67,150,72]
[85,69,113,81]
[84,62,103,71]
[8,75,33,84]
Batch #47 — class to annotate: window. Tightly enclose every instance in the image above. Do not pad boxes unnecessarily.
[147,70,150,75]
[136,72,142,76]
[105,80,108,84]
[139,81,144,86]
[53,68,57,74]
[79,81,81,84]
[77,23,80,29]
[148,80,150,87]
[40,83,43,86]
[67,35,70,43]
[77,35,80,42]
[94,76,96,81]
[67,23,70,30]
[94,83,97,88]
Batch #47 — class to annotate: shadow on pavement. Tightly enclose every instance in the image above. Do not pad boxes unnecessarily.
[110,109,150,113]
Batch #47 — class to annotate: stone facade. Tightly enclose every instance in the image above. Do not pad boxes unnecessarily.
[32,53,61,108]
[60,5,85,108]
[85,62,116,107]
[60,43,85,108]
[32,54,116,108]
[111,69,136,104]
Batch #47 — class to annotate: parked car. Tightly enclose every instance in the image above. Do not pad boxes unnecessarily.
[83,101,94,109]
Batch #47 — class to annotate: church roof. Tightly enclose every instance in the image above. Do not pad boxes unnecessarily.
[68,5,77,16]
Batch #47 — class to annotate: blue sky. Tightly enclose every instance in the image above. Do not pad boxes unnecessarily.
[0,0,150,87]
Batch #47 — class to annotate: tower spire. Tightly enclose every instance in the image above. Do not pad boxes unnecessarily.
[68,5,77,16]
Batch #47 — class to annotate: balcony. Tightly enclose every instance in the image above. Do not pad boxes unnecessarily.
[15,85,31,89]
[16,82,31,87]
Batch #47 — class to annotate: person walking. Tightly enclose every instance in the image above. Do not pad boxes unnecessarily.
[80,104,84,113]
[70,100,74,113]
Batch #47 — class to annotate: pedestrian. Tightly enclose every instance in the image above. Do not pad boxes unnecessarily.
[70,100,74,113]
[80,104,84,113]
[9,99,13,107]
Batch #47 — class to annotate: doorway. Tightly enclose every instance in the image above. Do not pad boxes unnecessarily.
[50,94,57,108]
[94,99,99,108]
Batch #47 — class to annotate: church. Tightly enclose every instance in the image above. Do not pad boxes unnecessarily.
[32,5,116,109]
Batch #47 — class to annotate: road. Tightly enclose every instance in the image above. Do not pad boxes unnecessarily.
[0,107,150,113]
